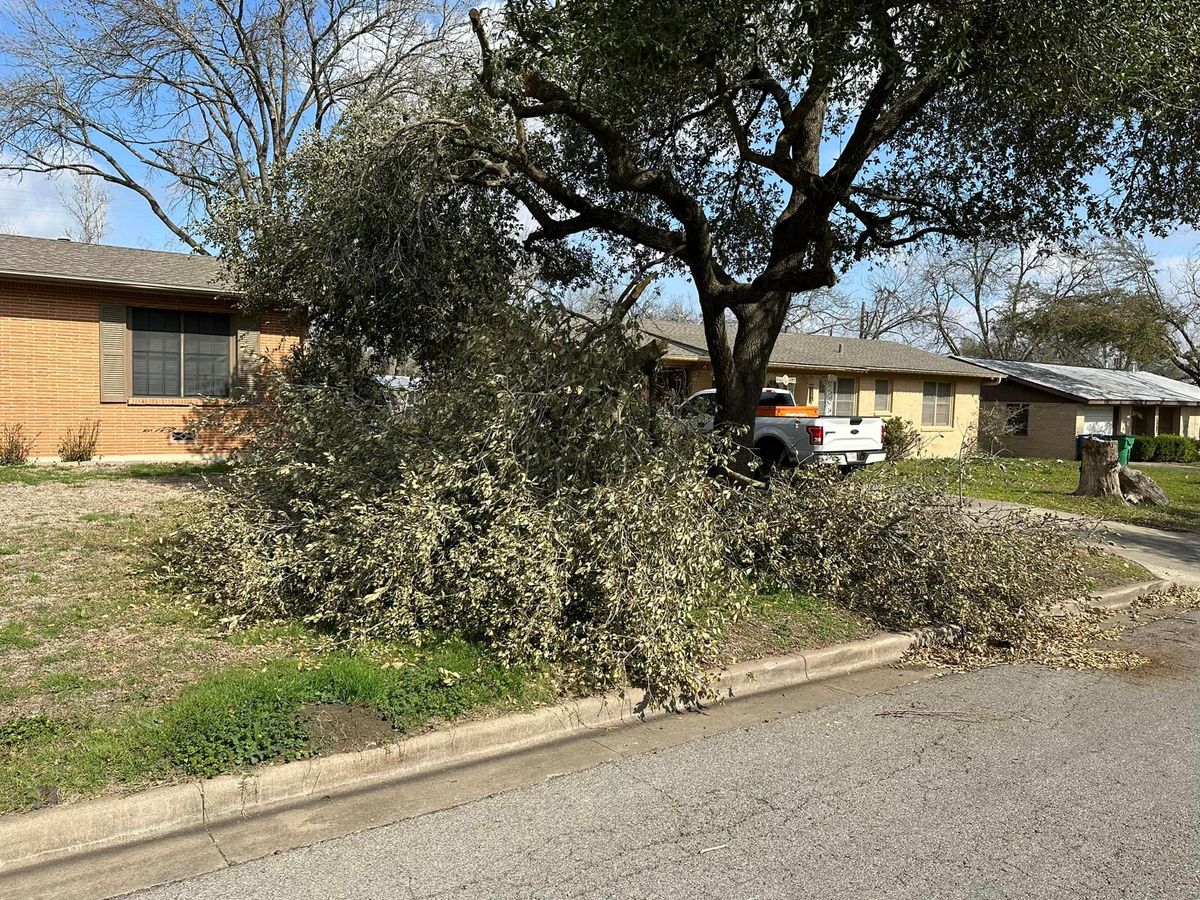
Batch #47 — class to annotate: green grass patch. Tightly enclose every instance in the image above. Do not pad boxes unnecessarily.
[0,462,229,486]
[0,716,65,748]
[0,622,38,652]
[79,511,125,524]
[0,545,18,556]
[726,589,870,660]
[884,458,1200,533]
[0,639,552,811]
[1079,550,1155,591]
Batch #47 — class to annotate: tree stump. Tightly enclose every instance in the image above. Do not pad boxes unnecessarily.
[1073,438,1125,500]
[1118,466,1171,506]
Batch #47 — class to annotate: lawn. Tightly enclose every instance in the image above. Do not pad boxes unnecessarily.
[0,465,865,814]
[889,457,1200,533]
[0,470,557,813]
[0,460,229,486]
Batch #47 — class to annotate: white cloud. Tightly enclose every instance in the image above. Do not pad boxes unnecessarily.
[0,169,72,238]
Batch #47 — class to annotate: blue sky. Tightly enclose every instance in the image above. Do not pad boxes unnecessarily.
[0,0,1195,300]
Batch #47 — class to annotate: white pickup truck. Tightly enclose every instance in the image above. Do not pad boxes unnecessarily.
[680,388,887,471]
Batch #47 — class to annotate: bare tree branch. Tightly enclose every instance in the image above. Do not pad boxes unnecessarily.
[0,0,457,248]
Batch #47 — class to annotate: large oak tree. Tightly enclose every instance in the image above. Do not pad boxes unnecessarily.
[442,0,1200,429]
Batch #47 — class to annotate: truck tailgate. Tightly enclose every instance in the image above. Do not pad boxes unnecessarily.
[813,417,884,453]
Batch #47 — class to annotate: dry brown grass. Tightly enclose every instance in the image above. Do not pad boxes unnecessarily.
[0,478,301,721]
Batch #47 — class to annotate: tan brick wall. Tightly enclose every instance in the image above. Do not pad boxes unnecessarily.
[669,360,983,459]
[982,400,1083,459]
[0,278,299,460]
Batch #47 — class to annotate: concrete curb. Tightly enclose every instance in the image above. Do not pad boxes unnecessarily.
[0,627,942,877]
[1089,579,1179,612]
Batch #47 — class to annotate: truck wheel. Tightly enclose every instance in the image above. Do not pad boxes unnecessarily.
[754,441,792,477]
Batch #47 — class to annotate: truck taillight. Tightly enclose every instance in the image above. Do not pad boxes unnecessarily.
[806,424,824,446]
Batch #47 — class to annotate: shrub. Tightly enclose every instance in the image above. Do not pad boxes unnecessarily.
[1148,434,1197,463]
[58,420,101,463]
[882,417,923,460]
[1130,435,1158,462]
[0,424,35,466]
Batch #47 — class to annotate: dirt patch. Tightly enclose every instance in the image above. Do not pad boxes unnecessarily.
[1111,611,1199,680]
[0,477,296,720]
[299,703,398,754]
[0,478,201,528]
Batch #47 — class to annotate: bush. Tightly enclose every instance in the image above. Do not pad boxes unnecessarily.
[882,417,923,460]
[1148,434,1197,463]
[58,420,100,463]
[0,424,35,466]
[1130,435,1157,462]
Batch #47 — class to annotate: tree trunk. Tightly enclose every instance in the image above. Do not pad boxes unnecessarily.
[1118,466,1171,506]
[701,292,791,438]
[1073,438,1126,500]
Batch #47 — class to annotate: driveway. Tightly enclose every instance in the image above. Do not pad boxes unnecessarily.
[133,609,1200,900]
[969,497,1200,584]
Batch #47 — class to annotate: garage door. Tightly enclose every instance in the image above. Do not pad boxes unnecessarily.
[1082,406,1115,435]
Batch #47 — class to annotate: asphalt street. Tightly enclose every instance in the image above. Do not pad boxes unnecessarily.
[133,609,1200,900]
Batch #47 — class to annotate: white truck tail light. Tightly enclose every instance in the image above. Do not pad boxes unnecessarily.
[806,424,825,446]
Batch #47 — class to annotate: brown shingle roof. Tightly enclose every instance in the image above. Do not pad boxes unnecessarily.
[642,318,994,379]
[0,234,227,294]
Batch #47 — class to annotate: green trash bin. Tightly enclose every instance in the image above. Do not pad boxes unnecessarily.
[1113,434,1135,467]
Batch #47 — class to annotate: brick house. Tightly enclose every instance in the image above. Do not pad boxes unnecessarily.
[642,319,998,458]
[959,357,1200,459]
[0,235,299,462]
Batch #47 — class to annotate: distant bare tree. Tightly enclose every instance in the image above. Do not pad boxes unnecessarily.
[923,243,1098,359]
[639,294,703,324]
[788,264,928,343]
[56,174,110,243]
[0,0,456,251]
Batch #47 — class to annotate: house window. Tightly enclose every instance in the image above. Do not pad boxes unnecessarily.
[820,377,858,416]
[921,381,953,427]
[131,309,231,397]
[1004,403,1030,436]
[874,379,892,413]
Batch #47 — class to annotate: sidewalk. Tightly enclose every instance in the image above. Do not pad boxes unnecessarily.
[968,498,1200,584]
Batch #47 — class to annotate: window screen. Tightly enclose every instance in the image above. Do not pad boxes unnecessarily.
[874,379,891,413]
[131,308,230,397]
[132,309,182,397]
[922,382,953,426]
[183,312,231,397]
[833,377,857,416]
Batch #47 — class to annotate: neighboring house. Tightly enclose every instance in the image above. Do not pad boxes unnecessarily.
[0,234,299,462]
[642,319,998,458]
[958,357,1200,459]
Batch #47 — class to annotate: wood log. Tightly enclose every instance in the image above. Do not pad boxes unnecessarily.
[1118,466,1171,506]
[1073,438,1125,500]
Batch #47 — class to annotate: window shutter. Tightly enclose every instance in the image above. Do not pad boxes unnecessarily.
[234,316,261,393]
[99,305,127,403]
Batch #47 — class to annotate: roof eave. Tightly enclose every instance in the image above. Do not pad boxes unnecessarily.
[660,352,992,380]
[0,268,235,297]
